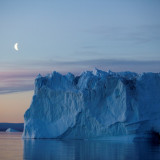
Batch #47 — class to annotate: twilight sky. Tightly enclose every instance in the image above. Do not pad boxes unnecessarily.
[0,0,160,122]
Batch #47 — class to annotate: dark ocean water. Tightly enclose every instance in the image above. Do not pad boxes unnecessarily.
[0,132,160,160]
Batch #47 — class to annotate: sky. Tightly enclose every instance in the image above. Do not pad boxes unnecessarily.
[0,0,160,122]
[0,91,33,122]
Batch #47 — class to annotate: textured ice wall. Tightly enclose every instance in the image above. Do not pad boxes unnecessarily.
[23,69,160,139]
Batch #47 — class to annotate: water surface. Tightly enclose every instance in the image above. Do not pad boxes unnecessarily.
[0,132,160,160]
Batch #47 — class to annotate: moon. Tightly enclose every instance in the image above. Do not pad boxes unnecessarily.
[14,43,19,51]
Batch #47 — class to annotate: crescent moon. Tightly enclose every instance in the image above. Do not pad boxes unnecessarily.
[14,43,19,51]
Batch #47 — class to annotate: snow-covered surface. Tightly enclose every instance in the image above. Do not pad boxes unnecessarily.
[23,69,160,140]
[6,128,19,132]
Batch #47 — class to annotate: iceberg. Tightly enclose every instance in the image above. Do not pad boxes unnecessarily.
[6,128,19,132]
[23,69,160,141]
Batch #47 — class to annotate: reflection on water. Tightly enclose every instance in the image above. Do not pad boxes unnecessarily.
[0,133,160,160]
[23,139,160,160]
[0,132,23,160]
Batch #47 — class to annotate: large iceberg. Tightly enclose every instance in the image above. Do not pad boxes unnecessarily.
[23,69,160,141]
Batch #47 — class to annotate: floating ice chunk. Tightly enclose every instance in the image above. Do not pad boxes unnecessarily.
[6,128,19,132]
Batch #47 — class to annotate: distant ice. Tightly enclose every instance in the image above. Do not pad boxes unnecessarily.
[6,128,19,132]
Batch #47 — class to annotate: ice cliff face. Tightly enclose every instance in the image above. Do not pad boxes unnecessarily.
[23,69,160,140]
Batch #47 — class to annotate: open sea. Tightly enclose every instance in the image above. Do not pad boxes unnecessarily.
[0,132,160,160]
